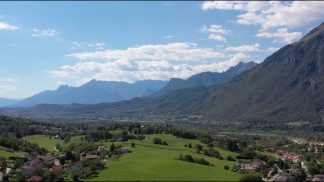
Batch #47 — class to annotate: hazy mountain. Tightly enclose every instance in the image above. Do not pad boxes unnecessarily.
[4,23,324,125]
[154,62,256,96]
[0,98,19,107]
[199,22,324,123]
[15,80,167,107]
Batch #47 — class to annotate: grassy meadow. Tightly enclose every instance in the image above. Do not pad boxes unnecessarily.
[23,135,63,152]
[0,147,25,159]
[89,134,241,181]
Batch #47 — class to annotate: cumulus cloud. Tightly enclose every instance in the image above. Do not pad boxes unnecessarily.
[256,28,302,44]
[208,34,226,42]
[67,42,224,62]
[51,42,249,84]
[225,43,260,52]
[200,25,229,42]
[0,22,18,31]
[32,28,56,37]
[201,1,324,43]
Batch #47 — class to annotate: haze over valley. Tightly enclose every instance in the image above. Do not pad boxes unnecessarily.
[0,1,324,182]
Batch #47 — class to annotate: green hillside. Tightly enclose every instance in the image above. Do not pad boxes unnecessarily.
[90,134,241,181]
[23,135,63,152]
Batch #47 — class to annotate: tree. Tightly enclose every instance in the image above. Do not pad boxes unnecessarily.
[195,144,203,151]
[65,151,73,161]
[110,143,115,152]
[227,155,236,161]
[153,137,162,144]
[0,157,7,172]
[224,165,230,170]
[60,156,65,165]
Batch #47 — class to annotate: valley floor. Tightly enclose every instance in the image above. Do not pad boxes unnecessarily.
[89,134,241,181]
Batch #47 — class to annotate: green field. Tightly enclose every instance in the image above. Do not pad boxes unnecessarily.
[0,147,25,159]
[90,134,241,181]
[23,135,63,152]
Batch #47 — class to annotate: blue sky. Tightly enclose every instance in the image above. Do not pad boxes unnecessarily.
[0,1,324,98]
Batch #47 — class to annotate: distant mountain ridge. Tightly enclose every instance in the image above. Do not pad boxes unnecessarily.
[12,62,256,107]
[15,80,167,107]
[7,22,324,125]
[154,62,256,96]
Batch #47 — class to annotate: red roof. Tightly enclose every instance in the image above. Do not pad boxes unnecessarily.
[27,176,42,182]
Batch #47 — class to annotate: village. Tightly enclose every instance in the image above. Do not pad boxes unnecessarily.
[0,143,132,181]
[233,141,324,182]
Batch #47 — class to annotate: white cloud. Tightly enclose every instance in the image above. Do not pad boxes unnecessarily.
[256,28,302,44]
[72,41,106,50]
[67,42,224,62]
[200,25,230,42]
[225,43,260,52]
[32,28,56,37]
[201,1,324,43]
[0,22,18,31]
[0,77,16,95]
[51,42,249,84]
[208,34,226,42]
[267,47,280,53]
[200,25,230,34]
[201,1,246,11]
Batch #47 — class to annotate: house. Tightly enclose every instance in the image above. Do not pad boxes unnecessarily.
[251,159,263,169]
[119,147,131,153]
[275,172,295,182]
[98,146,107,152]
[86,154,100,160]
[280,152,301,163]
[240,159,263,170]
[27,158,43,169]
[27,176,42,182]
[17,165,34,176]
[25,153,37,161]
[312,174,324,181]
[40,153,55,165]
[49,165,63,174]
[80,153,99,161]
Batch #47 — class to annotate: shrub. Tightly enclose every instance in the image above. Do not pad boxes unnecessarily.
[227,155,236,161]
[153,137,162,144]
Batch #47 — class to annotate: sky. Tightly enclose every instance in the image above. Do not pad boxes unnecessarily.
[0,1,324,99]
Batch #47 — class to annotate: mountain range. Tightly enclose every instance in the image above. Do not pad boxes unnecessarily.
[14,80,167,107]
[2,22,323,125]
[6,22,323,125]
[153,62,256,96]
[7,61,255,107]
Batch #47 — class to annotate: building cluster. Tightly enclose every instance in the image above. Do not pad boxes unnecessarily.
[308,142,324,154]
[239,159,263,170]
